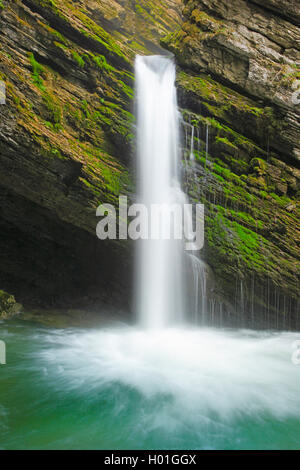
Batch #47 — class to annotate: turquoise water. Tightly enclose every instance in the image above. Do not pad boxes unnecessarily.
[1,319,300,450]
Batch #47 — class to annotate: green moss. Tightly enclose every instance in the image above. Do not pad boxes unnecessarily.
[119,80,134,99]
[76,12,128,63]
[178,72,273,175]
[36,0,65,20]
[212,162,242,184]
[80,143,132,203]
[206,116,258,153]
[259,190,269,199]
[215,136,238,149]
[134,1,157,25]
[230,222,265,265]
[278,63,300,88]
[207,212,268,272]
[66,96,134,150]
[221,155,249,174]
[270,192,293,207]
[35,0,129,64]
[0,0,4,10]
[212,172,226,183]
[250,157,267,173]
[178,71,264,118]
[91,54,113,72]
[135,3,144,15]
[228,209,263,229]
[190,9,222,28]
[160,28,184,51]
[28,54,63,131]
[54,41,68,50]
[128,39,148,54]
[41,23,68,44]
[49,147,64,158]
[262,107,284,137]
[187,9,235,42]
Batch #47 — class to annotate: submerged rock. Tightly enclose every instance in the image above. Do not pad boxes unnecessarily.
[0,290,22,319]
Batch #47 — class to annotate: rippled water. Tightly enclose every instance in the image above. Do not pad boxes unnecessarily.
[1,320,300,449]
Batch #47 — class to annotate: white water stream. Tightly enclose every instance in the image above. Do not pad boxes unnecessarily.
[135,55,188,328]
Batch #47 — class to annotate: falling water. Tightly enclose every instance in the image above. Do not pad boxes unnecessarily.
[135,55,187,328]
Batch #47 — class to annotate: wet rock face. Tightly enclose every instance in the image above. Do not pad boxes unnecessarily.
[164,0,300,325]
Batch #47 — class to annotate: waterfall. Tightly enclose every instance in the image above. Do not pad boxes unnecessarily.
[135,55,187,329]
